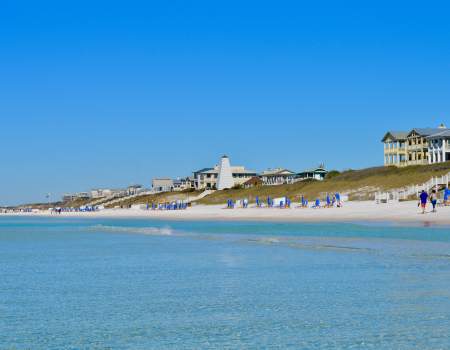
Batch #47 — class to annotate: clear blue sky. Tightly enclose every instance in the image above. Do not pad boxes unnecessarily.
[1,0,450,205]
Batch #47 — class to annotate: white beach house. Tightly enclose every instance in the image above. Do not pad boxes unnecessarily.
[193,155,257,190]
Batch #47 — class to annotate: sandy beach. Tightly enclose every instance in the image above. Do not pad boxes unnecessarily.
[4,201,450,226]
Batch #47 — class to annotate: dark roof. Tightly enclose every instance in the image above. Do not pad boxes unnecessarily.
[408,128,444,137]
[298,167,328,174]
[381,131,408,142]
[427,130,450,138]
[243,176,262,185]
[193,167,214,174]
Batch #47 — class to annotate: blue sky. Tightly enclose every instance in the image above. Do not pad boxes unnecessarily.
[1,0,450,205]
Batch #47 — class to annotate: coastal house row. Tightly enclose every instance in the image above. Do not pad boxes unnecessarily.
[382,124,450,166]
[151,156,329,192]
[62,185,145,202]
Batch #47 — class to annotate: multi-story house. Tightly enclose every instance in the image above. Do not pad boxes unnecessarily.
[193,156,257,190]
[381,131,408,166]
[406,128,444,165]
[382,124,447,166]
[427,129,450,163]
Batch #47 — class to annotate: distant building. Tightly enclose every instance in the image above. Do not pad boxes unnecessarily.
[127,185,144,196]
[260,168,296,185]
[193,156,257,190]
[91,189,114,198]
[62,192,91,202]
[62,194,76,202]
[296,166,328,181]
[381,124,448,166]
[152,178,174,192]
[243,176,263,189]
[172,177,195,191]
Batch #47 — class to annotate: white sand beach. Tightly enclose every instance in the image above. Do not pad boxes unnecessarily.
[5,201,450,226]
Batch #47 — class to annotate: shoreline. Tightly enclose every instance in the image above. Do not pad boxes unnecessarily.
[3,201,450,227]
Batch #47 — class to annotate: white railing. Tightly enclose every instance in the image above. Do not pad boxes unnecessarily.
[375,172,450,203]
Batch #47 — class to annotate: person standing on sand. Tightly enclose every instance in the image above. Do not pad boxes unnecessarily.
[419,190,428,214]
[326,193,331,208]
[444,187,450,206]
[335,192,341,207]
[430,189,437,213]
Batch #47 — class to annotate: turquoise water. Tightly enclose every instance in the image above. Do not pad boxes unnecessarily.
[1,217,450,349]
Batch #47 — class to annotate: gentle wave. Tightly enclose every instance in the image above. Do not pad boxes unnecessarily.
[88,224,173,236]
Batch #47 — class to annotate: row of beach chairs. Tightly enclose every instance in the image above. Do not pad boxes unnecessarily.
[226,194,342,209]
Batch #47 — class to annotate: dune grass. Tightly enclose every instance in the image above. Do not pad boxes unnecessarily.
[104,189,202,208]
[197,162,450,205]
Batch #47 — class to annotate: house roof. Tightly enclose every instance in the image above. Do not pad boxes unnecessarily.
[407,128,444,137]
[381,131,408,142]
[195,166,257,175]
[243,176,262,185]
[261,168,296,176]
[427,129,450,139]
[298,167,328,174]
[127,184,142,189]
[193,168,214,174]
[232,168,257,174]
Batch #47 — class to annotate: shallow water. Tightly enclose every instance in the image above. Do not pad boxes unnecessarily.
[1,217,450,349]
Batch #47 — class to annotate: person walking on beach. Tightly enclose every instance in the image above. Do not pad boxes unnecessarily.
[430,189,437,213]
[419,190,428,214]
[444,186,450,206]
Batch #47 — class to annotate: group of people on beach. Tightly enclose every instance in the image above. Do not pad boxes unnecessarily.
[418,186,450,214]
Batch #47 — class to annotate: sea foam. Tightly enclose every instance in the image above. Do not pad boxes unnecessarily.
[88,224,173,236]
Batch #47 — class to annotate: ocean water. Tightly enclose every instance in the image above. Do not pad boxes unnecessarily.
[1,217,450,349]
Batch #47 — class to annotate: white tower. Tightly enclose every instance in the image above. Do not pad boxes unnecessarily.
[217,155,234,190]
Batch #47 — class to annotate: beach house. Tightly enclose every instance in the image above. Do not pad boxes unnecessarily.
[296,166,328,181]
[381,132,408,166]
[260,168,296,185]
[126,185,144,196]
[62,192,91,202]
[405,128,443,165]
[152,178,174,192]
[427,129,450,163]
[193,156,257,190]
[172,177,195,191]
[382,124,448,166]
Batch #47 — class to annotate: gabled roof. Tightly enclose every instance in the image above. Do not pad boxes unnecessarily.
[193,167,214,174]
[381,131,408,142]
[243,176,262,185]
[427,129,450,139]
[298,167,328,174]
[261,168,296,176]
[232,169,257,174]
[407,128,443,137]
